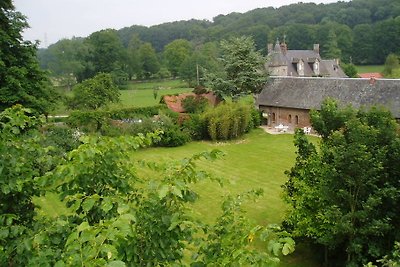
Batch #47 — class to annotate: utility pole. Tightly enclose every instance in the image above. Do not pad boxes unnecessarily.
[196,64,200,86]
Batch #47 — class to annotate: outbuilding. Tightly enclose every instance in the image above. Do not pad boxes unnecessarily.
[256,76,400,130]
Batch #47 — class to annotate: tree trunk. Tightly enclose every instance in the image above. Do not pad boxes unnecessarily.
[324,245,329,267]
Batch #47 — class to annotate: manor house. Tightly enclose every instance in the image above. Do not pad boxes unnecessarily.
[266,40,347,78]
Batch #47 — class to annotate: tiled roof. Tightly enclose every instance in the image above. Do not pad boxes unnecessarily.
[256,77,400,118]
[358,73,384,79]
[163,92,220,113]
[267,45,347,78]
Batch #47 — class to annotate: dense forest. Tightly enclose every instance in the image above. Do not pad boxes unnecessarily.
[38,0,400,85]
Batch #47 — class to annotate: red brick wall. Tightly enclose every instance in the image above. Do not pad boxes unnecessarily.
[260,106,312,130]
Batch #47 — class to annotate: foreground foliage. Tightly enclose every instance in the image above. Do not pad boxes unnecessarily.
[0,1,57,114]
[0,105,293,266]
[283,99,400,266]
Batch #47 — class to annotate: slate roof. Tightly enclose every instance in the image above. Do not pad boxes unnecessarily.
[266,43,347,78]
[268,43,288,67]
[320,60,347,77]
[256,77,400,118]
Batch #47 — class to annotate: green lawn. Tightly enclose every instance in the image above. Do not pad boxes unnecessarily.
[126,79,188,90]
[134,129,320,266]
[51,79,192,114]
[134,130,295,224]
[36,128,320,266]
[117,79,192,107]
[116,87,192,108]
[355,65,384,74]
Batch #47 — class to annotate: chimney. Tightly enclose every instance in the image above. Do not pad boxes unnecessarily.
[267,43,273,54]
[280,42,287,55]
[313,44,320,54]
[369,77,376,85]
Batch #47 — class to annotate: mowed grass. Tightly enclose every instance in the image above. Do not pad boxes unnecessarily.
[36,128,320,266]
[133,129,320,266]
[134,129,295,224]
[355,65,384,74]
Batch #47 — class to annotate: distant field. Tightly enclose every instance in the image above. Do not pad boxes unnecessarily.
[126,79,188,90]
[355,65,384,74]
[51,79,192,114]
[117,87,192,108]
[117,79,192,107]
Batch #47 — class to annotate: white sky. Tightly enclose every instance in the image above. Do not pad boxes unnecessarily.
[13,0,346,48]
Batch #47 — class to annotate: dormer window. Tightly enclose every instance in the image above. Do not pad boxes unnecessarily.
[313,61,320,76]
[297,60,304,76]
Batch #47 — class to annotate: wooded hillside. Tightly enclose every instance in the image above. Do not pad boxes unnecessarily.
[38,0,400,82]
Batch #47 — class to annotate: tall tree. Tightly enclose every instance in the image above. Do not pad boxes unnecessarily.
[81,29,127,80]
[163,39,193,77]
[322,29,342,59]
[179,42,221,87]
[0,1,57,114]
[205,36,267,100]
[372,17,400,64]
[283,99,400,266]
[67,73,120,110]
[126,34,143,80]
[383,53,400,77]
[352,24,374,64]
[138,42,160,79]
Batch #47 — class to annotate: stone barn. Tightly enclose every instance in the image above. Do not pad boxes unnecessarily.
[256,76,400,131]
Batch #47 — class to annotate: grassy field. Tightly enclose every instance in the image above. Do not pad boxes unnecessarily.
[134,129,320,267]
[51,79,192,114]
[355,65,384,74]
[36,129,320,266]
[116,79,192,107]
[44,78,320,265]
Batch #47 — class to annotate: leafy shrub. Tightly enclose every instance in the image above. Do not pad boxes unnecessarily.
[182,114,207,140]
[202,102,252,141]
[193,85,208,95]
[156,125,190,147]
[160,109,180,124]
[182,95,209,113]
[66,110,109,132]
[42,124,82,156]
[248,106,262,131]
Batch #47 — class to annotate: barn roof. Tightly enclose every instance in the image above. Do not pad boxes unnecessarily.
[256,77,400,118]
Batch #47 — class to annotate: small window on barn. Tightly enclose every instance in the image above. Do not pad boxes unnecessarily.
[295,115,299,125]
[288,114,292,123]
[272,113,276,122]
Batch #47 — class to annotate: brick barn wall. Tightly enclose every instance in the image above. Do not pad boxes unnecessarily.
[259,106,312,130]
